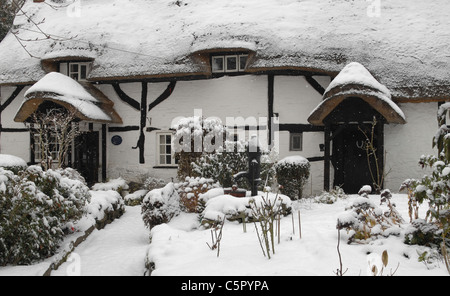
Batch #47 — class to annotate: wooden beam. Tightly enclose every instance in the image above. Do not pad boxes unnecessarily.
[111,83,140,110]
[305,75,325,96]
[0,85,25,112]
[148,81,176,111]
[268,74,274,145]
[324,125,331,191]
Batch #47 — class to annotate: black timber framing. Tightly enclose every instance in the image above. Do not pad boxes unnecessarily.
[268,74,274,146]
[110,81,177,164]
[102,124,107,182]
[305,75,325,96]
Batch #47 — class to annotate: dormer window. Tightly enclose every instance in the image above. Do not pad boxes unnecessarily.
[212,54,248,73]
[68,62,91,81]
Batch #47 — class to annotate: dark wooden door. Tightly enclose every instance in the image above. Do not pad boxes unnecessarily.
[74,131,99,186]
[332,124,378,194]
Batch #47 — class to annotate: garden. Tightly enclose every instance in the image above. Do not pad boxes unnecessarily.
[0,112,449,276]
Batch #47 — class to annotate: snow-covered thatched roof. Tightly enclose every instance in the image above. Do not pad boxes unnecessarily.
[0,0,449,101]
[14,72,122,123]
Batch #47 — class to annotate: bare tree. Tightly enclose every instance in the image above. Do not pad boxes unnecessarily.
[29,107,84,170]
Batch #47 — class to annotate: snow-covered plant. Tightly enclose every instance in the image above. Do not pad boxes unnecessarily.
[29,108,85,170]
[250,192,288,259]
[275,156,310,200]
[143,176,166,191]
[0,166,90,265]
[336,187,403,243]
[314,186,347,204]
[141,183,181,229]
[400,102,450,273]
[175,176,220,213]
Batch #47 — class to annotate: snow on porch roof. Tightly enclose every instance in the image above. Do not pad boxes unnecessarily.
[308,62,406,126]
[14,72,122,124]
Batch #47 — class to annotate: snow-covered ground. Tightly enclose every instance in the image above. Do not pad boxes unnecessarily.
[147,193,448,276]
[0,192,447,276]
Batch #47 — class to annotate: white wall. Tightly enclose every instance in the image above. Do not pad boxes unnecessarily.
[0,86,31,162]
[384,102,438,192]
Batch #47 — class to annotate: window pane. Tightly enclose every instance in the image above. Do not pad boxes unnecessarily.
[290,134,302,151]
[70,64,78,73]
[226,56,237,72]
[239,55,248,71]
[212,56,224,72]
[159,135,165,143]
[160,155,165,165]
[166,144,171,154]
[165,135,171,144]
[80,65,87,80]
[166,155,172,164]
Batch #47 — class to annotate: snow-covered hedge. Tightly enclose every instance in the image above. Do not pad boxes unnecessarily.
[275,156,310,200]
[0,166,90,266]
[0,154,27,173]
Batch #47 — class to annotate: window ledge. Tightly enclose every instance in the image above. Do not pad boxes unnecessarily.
[153,166,178,169]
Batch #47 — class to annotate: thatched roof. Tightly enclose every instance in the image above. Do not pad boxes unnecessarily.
[14,72,122,124]
[308,62,406,125]
[0,0,449,101]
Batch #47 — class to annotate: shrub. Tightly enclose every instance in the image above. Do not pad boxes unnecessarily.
[0,166,90,266]
[141,183,180,229]
[275,156,310,200]
[175,177,220,213]
[314,186,348,204]
[336,188,403,244]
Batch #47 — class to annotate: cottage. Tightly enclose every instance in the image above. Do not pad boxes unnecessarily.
[0,0,449,193]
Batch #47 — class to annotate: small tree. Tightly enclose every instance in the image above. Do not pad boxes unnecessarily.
[29,108,84,170]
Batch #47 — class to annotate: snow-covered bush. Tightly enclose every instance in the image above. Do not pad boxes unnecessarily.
[175,176,220,213]
[201,192,292,227]
[141,183,180,229]
[275,156,310,200]
[0,166,90,265]
[400,103,450,273]
[92,177,129,195]
[0,154,27,174]
[336,188,403,243]
[314,186,348,204]
[144,176,166,191]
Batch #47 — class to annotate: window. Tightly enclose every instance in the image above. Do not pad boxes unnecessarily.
[211,54,248,73]
[68,62,91,81]
[290,133,303,151]
[157,133,177,166]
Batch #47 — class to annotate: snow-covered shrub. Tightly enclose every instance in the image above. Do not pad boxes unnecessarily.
[92,177,129,195]
[0,154,27,174]
[336,188,403,243]
[314,186,348,204]
[275,156,310,200]
[124,189,148,206]
[144,176,166,191]
[201,192,292,228]
[141,183,180,229]
[400,103,450,273]
[0,166,90,265]
[173,116,276,190]
[86,190,125,229]
[176,176,220,213]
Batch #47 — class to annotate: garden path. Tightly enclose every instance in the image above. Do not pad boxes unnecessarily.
[51,206,150,276]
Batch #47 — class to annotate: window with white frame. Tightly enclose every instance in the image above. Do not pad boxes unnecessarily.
[211,54,248,73]
[289,133,303,151]
[68,62,91,81]
[157,133,177,166]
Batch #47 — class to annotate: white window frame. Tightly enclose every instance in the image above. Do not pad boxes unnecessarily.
[212,54,248,73]
[225,55,238,72]
[68,62,91,81]
[157,132,177,167]
[239,54,248,71]
[211,56,225,73]
[289,133,303,151]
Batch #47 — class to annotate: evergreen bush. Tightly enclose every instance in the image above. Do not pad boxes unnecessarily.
[275,156,310,200]
[0,166,90,265]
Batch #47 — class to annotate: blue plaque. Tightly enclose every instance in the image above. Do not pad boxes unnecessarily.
[111,135,122,145]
